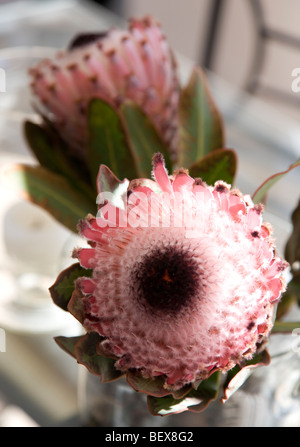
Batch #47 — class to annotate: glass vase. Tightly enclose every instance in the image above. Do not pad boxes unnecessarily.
[77,346,300,427]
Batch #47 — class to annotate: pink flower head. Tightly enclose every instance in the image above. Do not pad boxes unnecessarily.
[29,17,179,159]
[71,154,287,390]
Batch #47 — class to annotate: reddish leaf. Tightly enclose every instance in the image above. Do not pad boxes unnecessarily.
[252,159,300,204]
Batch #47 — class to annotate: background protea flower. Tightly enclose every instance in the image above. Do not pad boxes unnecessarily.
[51,153,288,415]
[5,14,226,236]
[29,16,179,161]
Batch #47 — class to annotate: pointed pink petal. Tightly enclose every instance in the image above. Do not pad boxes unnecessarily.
[75,248,97,269]
[78,219,108,243]
[152,153,172,193]
[79,278,96,294]
[247,208,262,231]
[268,278,283,302]
[172,172,194,193]
[228,195,246,220]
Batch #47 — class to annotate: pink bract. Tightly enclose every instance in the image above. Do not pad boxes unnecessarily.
[71,154,288,390]
[29,17,179,160]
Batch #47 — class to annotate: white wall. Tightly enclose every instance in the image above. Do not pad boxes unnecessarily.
[121,0,300,121]
[120,0,211,63]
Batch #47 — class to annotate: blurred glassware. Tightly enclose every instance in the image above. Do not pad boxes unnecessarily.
[0,46,80,334]
[0,200,77,334]
[77,346,300,427]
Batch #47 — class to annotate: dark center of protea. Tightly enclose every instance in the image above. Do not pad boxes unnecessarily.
[131,245,200,315]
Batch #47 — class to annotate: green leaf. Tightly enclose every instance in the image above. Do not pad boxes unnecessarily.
[195,371,220,398]
[97,164,122,194]
[186,371,220,414]
[54,335,84,358]
[271,321,300,333]
[68,287,86,324]
[96,164,129,211]
[276,199,300,319]
[222,350,270,402]
[188,148,237,185]
[276,276,300,320]
[178,67,224,168]
[127,373,168,397]
[126,372,191,399]
[147,394,197,417]
[24,120,61,174]
[87,99,138,183]
[2,164,95,232]
[24,121,95,201]
[285,199,300,270]
[285,277,300,303]
[147,372,220,416]
[120,101,172,178]
[276,287,299,320]
[252,158,300,204]
[75,332,124,382]
[49,262,92,311]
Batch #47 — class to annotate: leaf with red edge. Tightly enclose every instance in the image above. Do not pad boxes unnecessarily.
[49,262,92,311]
[67,286,86,325]
[276,286,299,320]
[24,120,95,201]
[272,320,300,333]
[127,373,168,398]
[252,158,300,204]
[87,98,139,183]
[126,371,191,399]
[222,349,270,403]
[147,371,220,416]
[285,199,300,272]
[96,164,129,210]
[74,332,124,382]
[188,148,237,185]
[120,101,172,178]
[178,67,224,168]
[1,164,95,233]
[54,335,84,358]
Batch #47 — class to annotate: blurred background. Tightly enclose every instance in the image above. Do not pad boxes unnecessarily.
[101,0,300,122]
[0,0,299,426]
[2,0,300,118]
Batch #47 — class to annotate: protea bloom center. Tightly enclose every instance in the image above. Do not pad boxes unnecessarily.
[72,154,287,390]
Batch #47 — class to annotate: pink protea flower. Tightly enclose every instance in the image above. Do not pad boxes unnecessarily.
[71,154,287,391]
[29,16,179,160]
